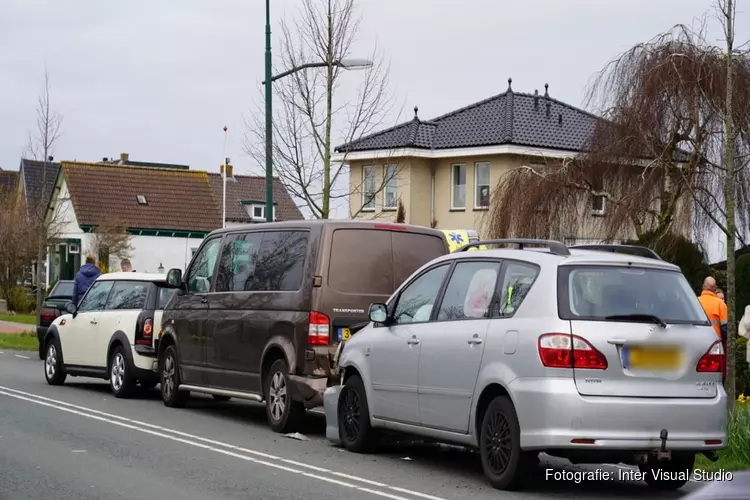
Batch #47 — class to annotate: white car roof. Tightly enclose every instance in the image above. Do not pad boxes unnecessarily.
[96,272,167,282]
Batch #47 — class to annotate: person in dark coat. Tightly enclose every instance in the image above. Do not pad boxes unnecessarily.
[72,255,101,304]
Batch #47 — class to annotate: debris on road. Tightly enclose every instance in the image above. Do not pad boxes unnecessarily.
[400,457,412,461]
[284,432,310,441]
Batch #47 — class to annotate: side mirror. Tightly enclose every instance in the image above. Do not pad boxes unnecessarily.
[368,303,389,324]
[65,301,77,317]
[166,268,183,288]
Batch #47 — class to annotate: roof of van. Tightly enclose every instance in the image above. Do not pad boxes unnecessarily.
[97,272,167,282]
[208,219,447,237]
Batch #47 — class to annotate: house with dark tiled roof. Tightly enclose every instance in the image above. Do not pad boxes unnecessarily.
[0,169,19,198]
[206,172,303,225]
[335,80,604,237]
[45,161,223,281]
[18,158,61,218]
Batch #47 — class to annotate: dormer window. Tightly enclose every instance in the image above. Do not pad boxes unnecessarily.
[243,203,276,221]
[136,195,148,205]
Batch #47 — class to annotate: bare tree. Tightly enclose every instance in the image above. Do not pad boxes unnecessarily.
[90,218,133,273]
[244,0,397,219]
[0,189,36,300]
[486,23,750,249]
[25,68,63,313]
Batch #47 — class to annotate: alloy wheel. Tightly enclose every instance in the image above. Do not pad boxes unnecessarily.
[111,353,125,391]
[268,371,287,422]
[482,409,513,475]
[341,387,362,442]
[45,345,57,379]
[162,355,175,400]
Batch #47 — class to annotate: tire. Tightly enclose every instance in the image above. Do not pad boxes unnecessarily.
[338,374,377,453]
[109,345,136,399]
[212,395,231,402]
[264,358,305,433]
[38,340,45,360]
[160,345,189,408]
[43,339,66,386]
[639,452,695,490]
[479,396,531,490]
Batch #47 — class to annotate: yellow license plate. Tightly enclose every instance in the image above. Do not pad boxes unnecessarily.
[341,328,351,341]
[625,346,680,370]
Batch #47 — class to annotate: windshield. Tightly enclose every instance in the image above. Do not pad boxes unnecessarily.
[558,266,709,325]
[49,281,74,298]
[156,286,176,310]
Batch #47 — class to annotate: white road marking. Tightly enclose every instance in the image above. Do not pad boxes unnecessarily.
[14,355,30,359]
[0,385,446,500]
[0,351,5,354]
[71,450,87,453]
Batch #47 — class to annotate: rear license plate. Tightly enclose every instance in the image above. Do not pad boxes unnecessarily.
[623,346,681,370]
[337,328,351,342]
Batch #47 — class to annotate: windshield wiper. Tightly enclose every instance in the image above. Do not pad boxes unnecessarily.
[604,314,667,328]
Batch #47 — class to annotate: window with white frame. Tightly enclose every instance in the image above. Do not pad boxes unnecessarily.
[591,195,606,216]
[474,162,490,208]
[383,164,398,209]
[451,164,466,209]
[244,204,276,221]
[362,165,376,211]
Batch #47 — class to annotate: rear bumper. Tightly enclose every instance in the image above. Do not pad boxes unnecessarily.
[510,377,728,451]
[288,375,329,409]
[36,326,48,342]
[290,345,341,409]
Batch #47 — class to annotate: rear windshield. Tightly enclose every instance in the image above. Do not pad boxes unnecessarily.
[558,266,709,325]
[156,286,176,309]
[50,281,74,297]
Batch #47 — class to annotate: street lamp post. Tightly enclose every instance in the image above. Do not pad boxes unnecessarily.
[263,1,371,222]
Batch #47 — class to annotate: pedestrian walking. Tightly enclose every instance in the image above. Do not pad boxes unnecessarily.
[72,255,101,304]
[739,305,750,372]
[697,277,728,342]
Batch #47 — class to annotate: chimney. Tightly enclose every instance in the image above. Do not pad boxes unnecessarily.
[545,83,551,117]
[558,113,563,125]
[534,89,539,110]
[120,152,129,164]
[102,157,109,162]
[48,156,54,162]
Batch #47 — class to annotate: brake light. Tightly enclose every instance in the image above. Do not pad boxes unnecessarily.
[538,333,608,370]
[143,319,153,338]
[40,307,60,322]
[373,223,407,231]
[308,311,330,345]
[135,318,154,346]
[697,341,724,372]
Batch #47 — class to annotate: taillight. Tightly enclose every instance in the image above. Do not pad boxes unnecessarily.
[697,341,724,372]
[308,311,330,345]
[538,333,608,370]
[135,318,154,345]
[41,307,60,322]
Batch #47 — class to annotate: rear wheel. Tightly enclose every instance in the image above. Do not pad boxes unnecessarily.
[160,345,188,408]
[479,396,532,490]
[639,452,694,490]
[109,346,136,398]
[264,359,305,433]
[338,374,377,453]
[44,340,66,386]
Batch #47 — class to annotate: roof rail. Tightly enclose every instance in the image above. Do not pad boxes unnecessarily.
[457,238,570,256]
[569,244,662,260]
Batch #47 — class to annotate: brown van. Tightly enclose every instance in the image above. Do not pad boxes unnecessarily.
[157,220,448,432]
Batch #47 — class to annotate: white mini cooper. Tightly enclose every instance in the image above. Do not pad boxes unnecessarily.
[42,272,176,398]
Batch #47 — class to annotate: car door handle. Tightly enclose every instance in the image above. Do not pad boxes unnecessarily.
[200,298,208,304]
[467,336,483,345]
[90,320,97,325]
[607,338,626,345]
[406,336,420,345]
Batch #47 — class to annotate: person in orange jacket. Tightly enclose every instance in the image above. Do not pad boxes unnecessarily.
[698,276,728,342]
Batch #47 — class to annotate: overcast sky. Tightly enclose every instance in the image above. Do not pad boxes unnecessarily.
[1,0,746,261]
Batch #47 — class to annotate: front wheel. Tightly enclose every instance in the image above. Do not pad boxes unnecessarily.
[639,452,695,490]
[264,359,305,433]
[479,395,531,490]
[109,346,136,398]
[160,345,189,408]
[338,374,377,453]
[44,340,66,386]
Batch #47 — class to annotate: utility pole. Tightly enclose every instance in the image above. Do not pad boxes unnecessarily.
[264,0,273,222]
[222,125,228,228]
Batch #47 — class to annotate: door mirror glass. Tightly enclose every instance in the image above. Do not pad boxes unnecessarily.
[369,303,388,323]
[166,268,183,288]
[65,302,77,314]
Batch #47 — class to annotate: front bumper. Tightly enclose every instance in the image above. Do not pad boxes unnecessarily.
[323,385,343,445]
[511,378,728,451]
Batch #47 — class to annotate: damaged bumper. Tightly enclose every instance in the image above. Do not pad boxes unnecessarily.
[289,345,341,409]
[324,385,343,445]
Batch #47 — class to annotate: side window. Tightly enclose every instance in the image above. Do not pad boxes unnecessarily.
[156,286,176,309]
[392,264,450,325]
[106,281,148,310]
[186,237,221,293]
[437,261,501,321]
[249,231,309,292]
[215,232,263,292]
[78,281,114,313]
[499,262,540,316]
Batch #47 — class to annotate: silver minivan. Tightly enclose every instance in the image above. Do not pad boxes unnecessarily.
[324,240,727,491]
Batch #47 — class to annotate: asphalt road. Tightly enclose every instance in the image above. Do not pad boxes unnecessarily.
[0,350,706,500]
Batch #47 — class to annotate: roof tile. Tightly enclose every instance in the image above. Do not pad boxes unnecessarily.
[206,173,303,222]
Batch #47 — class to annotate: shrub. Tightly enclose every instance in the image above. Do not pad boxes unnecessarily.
[6,287,35,314]
[396,199,406,223]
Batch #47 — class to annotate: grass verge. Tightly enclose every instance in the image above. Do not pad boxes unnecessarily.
[695,396,750,472]
[0,313,37,325]
[0,332,38,351]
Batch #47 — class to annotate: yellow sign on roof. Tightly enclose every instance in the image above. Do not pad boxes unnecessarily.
[441,229,487,252]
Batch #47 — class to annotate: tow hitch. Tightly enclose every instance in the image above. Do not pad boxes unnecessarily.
[653,428,671,461]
